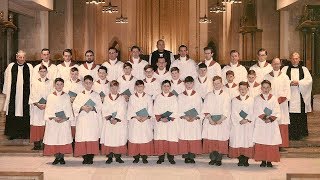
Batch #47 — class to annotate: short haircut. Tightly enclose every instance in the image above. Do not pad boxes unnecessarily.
[157,57,166,63]
[170,67,180,73]
[144,64,153,71]
[108,47,118,53]
[184,76,194,83]
[179,45,188,51]
[70,67,79,72]
[212,76,222,83]
[54,77,64,84]
[85,50,94,56]
[110,80,119,87]
[83,75,94,82]
[38,65,47,71]
[135,80,144,86]
[161,80,171,86]
[230,50,239,55]
[41,48,50,54]
[226,70,235,76]
[198,63,207,69]
[248,70,256,76]
[63,49,72,56]
[131,45,141,51]
[257,48,267,55]
[239,81,249,88]
[16,50,26,56]
[157,39,164,45]
[203,47,214,53]
[261,79,271,87]
[123,62,132,69]
[98,66,108,73]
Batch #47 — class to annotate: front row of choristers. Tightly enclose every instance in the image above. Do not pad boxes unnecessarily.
[40,71,282,168]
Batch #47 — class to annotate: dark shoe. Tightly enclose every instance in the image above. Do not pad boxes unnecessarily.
[215,161,222,166]
[209,160,216,165]
[87,159,93,164]
[133,158,139,163]
[243,157,249,167]
[189,159,195,164]
[157,159,164,164]
[279,147,287,152]
[169,159,176,164]
[142,158,148,164]
[115,157,124,163]
[184,158,190,163]
[266,162,273,167]
[105,157,113,164]
[59,158,66,165]
[237,159,244,166]
[52,158,60,165]
[260,161,266,167]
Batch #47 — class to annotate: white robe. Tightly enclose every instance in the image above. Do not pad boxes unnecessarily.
[29,78,53,126]
[117,75,136,95]
[229,95,255,148]
[248,81,261,98]
[57,62,79,81]
[72,90,103,142]
[127,93,154,143]
[264,71,291,124]
[201,90,231,141]
[177,90,203,140]
[281,66,312,113]
[170,79,185,96]
[223,83,239,99]
[2,62,33,116]
[101,60,124,81]
[253,94,282,145]
[170,57,198,80]
[78,63,100,81]
[92,79,110,97]
[32,61,58,82]
[43,91,74,145]
[153,93,179,142]
[154,69,171,83]
[143,77,161,99]
[221,63,248,84]
[100,94,127,147]
[249,61,273,83]
[128,59,148,80]
[63,79,84,96]
[194,76,213,99]
[201,59,222,79]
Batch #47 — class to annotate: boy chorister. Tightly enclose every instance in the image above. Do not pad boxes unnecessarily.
[170,67,184,96]
[153,80,179,164]
[195,63,213,100]
[178,76,203,163]
[127,80,154,163]
[223,70,239,99]
[73,75,103,164]
[57,49,78,81]
[43,78,74,165]
[143,65,161,99]
[229,81,255,167]
[101,80,127,164]
[117,62,137,102]
[154,57,171,83]
[29,65,53,150]
[202,76,231,166]
[247,70,261,98]
[93,66,110,102]
[253,80,281,168]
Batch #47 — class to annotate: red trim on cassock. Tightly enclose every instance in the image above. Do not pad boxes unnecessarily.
[154,140,179,155]
[279,124,289,147]
[30,125,45,142]
[128,141,154,156]
[228,147,254,158]
[202,139,229,154]
[254,143,280,162]
[43,144,73,156]
[101,145,127,155]
[74,141,100,156]
[178,139,202,154]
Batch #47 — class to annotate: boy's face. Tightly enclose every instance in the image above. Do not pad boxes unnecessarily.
[123,66,132,75]
[63,52,72,62]
[110,85,119,94]
[70,71,79,81]
[98,69,107,80]
[108,49,118,60]
[213,79,222,90]
[83,79,93,91]
[226,74,235,83]
[39,69,48,78]
[144,68,154,78]
[179,47,188,57]
[131,48,140,59]
[204,49,213,60]
[239,85,248,96]
[261,83,271,94]
[198,68,207,77]
[230,52,239,64]
[184,81,194,90]
[171,70,179,80]
[156,58,167,70]
[247,74,256,83]
[135,84,145,93]
[55,81,64,92]
[162,83,171,93]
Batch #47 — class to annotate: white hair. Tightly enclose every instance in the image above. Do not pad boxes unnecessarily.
[16,50,26,56]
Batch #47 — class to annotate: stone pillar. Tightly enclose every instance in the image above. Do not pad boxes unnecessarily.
[65,0,73,49]
[39,11,49,49]
[280,10,289,59]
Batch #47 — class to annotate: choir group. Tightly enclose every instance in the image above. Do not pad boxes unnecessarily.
[3,42,312,168]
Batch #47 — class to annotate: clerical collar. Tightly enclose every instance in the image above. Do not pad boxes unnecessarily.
[186,89,193,96]
[109,58,118,65]
[258,60,266,68]
[180,56,187,61]
[17,62,24,66]
[292,65,299,68]
[157,68,166,75]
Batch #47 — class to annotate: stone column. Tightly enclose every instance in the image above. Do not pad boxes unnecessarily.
[280,10,289,59]
[39,11,49,49]
[65,0,73,49]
